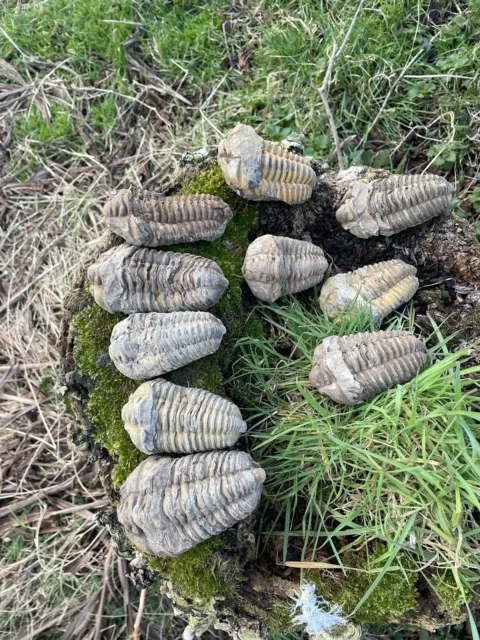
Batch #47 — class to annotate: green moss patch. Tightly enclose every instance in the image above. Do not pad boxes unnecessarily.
[306,545,417,623]
[148,538,235,602]
[73,304,146,489]
[243,600,299,634]
[429,570,470,621]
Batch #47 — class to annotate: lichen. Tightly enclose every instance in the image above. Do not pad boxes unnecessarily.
[305,545,418,623]
[72,304,146,489]
[148,538,236,602]
[429,570,469,621]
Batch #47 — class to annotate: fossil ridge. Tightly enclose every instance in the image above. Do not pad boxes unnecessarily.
[117,451,266,556]
[122,378,246,454]
[87,244,228,314]
[104,190,233,246]
[309,330,427,405]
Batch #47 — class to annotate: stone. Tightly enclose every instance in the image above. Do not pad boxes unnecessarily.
[319,259,419,324]
[217,124,316,205]
[309,330,427,405]
[117,451,266,556]
[336,174,454,238]
[104,190,233,246]
[122,378,246,454]
[242,234,328,302]
[87,244,228,314]
[109,311,226,380]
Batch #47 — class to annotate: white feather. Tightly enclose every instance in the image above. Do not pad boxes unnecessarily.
[290,582,348,636]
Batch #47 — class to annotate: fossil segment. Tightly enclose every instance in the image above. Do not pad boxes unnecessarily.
[242,234,328,302]
[117,451,266,556]
[122,378,247,454]
[336,174,454,238]
[104,190,233,246]
[87,244,228,314]
[309,330,427,405]
[319,259,419,324]
[109,312,226,380]
[217,124,316,205]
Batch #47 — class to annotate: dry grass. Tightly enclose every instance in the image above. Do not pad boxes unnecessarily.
[0,52,194,639]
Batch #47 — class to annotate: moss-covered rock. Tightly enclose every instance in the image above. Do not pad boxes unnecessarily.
[148,538,237,603]
[72,304,145,489]
[62,158,479,634]
[306,545,418,623]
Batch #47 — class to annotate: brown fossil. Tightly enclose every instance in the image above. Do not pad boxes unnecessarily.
[336,174,454,238]
[109,311,226,380]
[217,124,317,205]
[87,244,228,314]
[242,234,328,302]
[309,330,427,405]
[319,259,419,324]
[104,189,233,246]
[122,378,246,454]
[117,451,266,556]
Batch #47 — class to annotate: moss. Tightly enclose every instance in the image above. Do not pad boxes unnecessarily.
[468,309,480,332]
[242,600,299,633]
[306,545,418,623]
[186,353,224,394]
[72,304,146,489]
[429,570,469,620]
[166,164,261,373]
[148,538,235,601]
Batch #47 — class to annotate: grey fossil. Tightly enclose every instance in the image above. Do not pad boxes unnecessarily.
[122,378,246,454]
[336,174,454,238]
[309,330,427,405]
[319,259,419,324]
[104,189,233,246]
[117,451,266,556]
[217,124,317,205]
[87,244,228,314]
[242,234,328,302]
[109,312,226,380]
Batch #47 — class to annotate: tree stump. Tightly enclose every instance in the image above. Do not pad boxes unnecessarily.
[59,153,480,637]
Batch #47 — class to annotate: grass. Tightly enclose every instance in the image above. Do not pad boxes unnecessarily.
[0,0,479,637]
[233,298,480,618]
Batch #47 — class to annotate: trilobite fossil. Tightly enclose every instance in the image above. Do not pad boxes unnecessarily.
[117,451,266,556]
[87,244,228,314]
[122,378,247,454]
[109,312,226,380]
[319,259,419,324]
[309,330,427,405]
[336,174,454,238]
[242,234,328,302]
[217,124,317,205]
[104,189,233,246]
